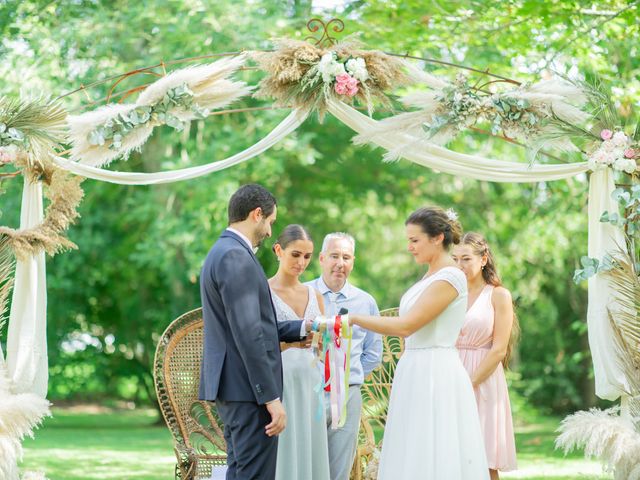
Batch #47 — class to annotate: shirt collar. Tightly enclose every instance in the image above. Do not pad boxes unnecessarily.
[317,276,352,299]
[226,227,258,254]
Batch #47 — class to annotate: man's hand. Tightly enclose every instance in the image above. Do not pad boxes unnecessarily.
[304,318,314,335]
[265,399,286,437]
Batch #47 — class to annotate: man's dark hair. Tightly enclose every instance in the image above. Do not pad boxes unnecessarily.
[228,184,277,224]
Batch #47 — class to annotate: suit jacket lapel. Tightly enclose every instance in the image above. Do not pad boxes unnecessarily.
[221,230,262,266]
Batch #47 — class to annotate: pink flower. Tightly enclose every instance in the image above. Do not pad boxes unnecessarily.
[624,148,636,159]
[600,129,613,140]
[346,77,358,89]
[335,82,348,95]
[346,86,359,97]
[336,73,351,85]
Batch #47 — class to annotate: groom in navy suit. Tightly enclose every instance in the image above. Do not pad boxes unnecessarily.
[199,184,310,479]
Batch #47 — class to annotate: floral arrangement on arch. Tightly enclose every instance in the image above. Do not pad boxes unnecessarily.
[358,68,640,176]
[355,70,593,161]
[588,128,638,174]
[252,39,409,117]
[68,55,252,167]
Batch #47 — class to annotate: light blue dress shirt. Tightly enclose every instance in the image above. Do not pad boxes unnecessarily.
[306,277,383,386]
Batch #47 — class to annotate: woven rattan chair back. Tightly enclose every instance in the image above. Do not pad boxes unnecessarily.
[154,307,226,479]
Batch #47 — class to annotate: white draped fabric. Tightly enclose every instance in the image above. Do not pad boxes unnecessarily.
[52,109,309,184]
[6,178,48,397]
[327,100,590,182]
[6,96,625,402]
[587,169,628,400]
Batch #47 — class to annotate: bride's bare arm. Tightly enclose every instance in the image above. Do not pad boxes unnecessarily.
[350,281,458,337]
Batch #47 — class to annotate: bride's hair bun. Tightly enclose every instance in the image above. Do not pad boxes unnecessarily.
[405,206,462,248]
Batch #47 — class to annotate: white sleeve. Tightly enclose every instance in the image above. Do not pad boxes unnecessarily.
[433,268,466,296]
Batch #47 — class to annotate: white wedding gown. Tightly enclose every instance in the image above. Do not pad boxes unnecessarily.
[378,267,489,479]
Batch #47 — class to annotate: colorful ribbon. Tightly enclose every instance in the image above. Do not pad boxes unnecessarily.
[310,314,352,429]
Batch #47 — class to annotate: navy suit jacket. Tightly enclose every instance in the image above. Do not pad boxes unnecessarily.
[199,230,303,404]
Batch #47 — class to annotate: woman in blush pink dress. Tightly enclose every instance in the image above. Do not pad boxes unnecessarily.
[452,232,518,480]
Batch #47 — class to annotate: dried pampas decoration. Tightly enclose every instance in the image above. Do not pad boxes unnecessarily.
[0,349,51,480]
[354,72,591,161]
[0,166,84,261]
[68,54,253,167]
[557,247,640,480]
[0,97,67,172]
[556,407,640,479]
[605,248,640,424]
[0,97,83,261]
[252,38,410,118]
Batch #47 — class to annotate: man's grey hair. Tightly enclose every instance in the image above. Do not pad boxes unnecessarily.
[321,232,356,254]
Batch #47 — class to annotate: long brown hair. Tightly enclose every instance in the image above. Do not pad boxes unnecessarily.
[460,232,520,368]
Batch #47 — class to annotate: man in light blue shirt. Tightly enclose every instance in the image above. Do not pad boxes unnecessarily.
[306,232,382,480]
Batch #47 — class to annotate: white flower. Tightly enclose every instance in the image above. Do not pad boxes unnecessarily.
[624,159,638,173]
[588,157,607,171]
[346,57,369,82]
[611,131,629,147]
[317,52,335,71]
[601,139,616,152]
[330,61,346,77]
[445,208,458,221]
[317,51,347,83]
[611,147,626,161]
[0,144,22,164]
[613,158,637,174]
[588,149,612,169]
[317,52,337,81]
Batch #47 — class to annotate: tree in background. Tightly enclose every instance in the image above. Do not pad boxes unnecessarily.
[0,0,638,413]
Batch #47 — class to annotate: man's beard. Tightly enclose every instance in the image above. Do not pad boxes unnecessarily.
[253,225,269,249]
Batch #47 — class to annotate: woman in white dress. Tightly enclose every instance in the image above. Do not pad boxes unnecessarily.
[350,207,489,480]
[268,224,331,480]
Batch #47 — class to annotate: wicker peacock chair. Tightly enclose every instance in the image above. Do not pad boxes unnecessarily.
[154,307,226,480]
[350,307,404,480]
[154,306,404,480]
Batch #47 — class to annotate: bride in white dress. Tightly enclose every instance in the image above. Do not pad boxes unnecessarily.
[350,207,489,480]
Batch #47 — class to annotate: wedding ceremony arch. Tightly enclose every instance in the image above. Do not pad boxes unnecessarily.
[0,18,638,479]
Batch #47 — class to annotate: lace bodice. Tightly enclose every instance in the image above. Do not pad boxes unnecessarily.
[399,266,468,348]
[271,285,322,322]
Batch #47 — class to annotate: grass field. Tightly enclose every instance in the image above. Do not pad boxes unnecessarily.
[20,406,612,480]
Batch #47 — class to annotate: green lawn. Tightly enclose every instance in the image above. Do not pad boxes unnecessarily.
[20,406,612,480]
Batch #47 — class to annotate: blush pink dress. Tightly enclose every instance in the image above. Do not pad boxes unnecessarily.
[456,284,517,471]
